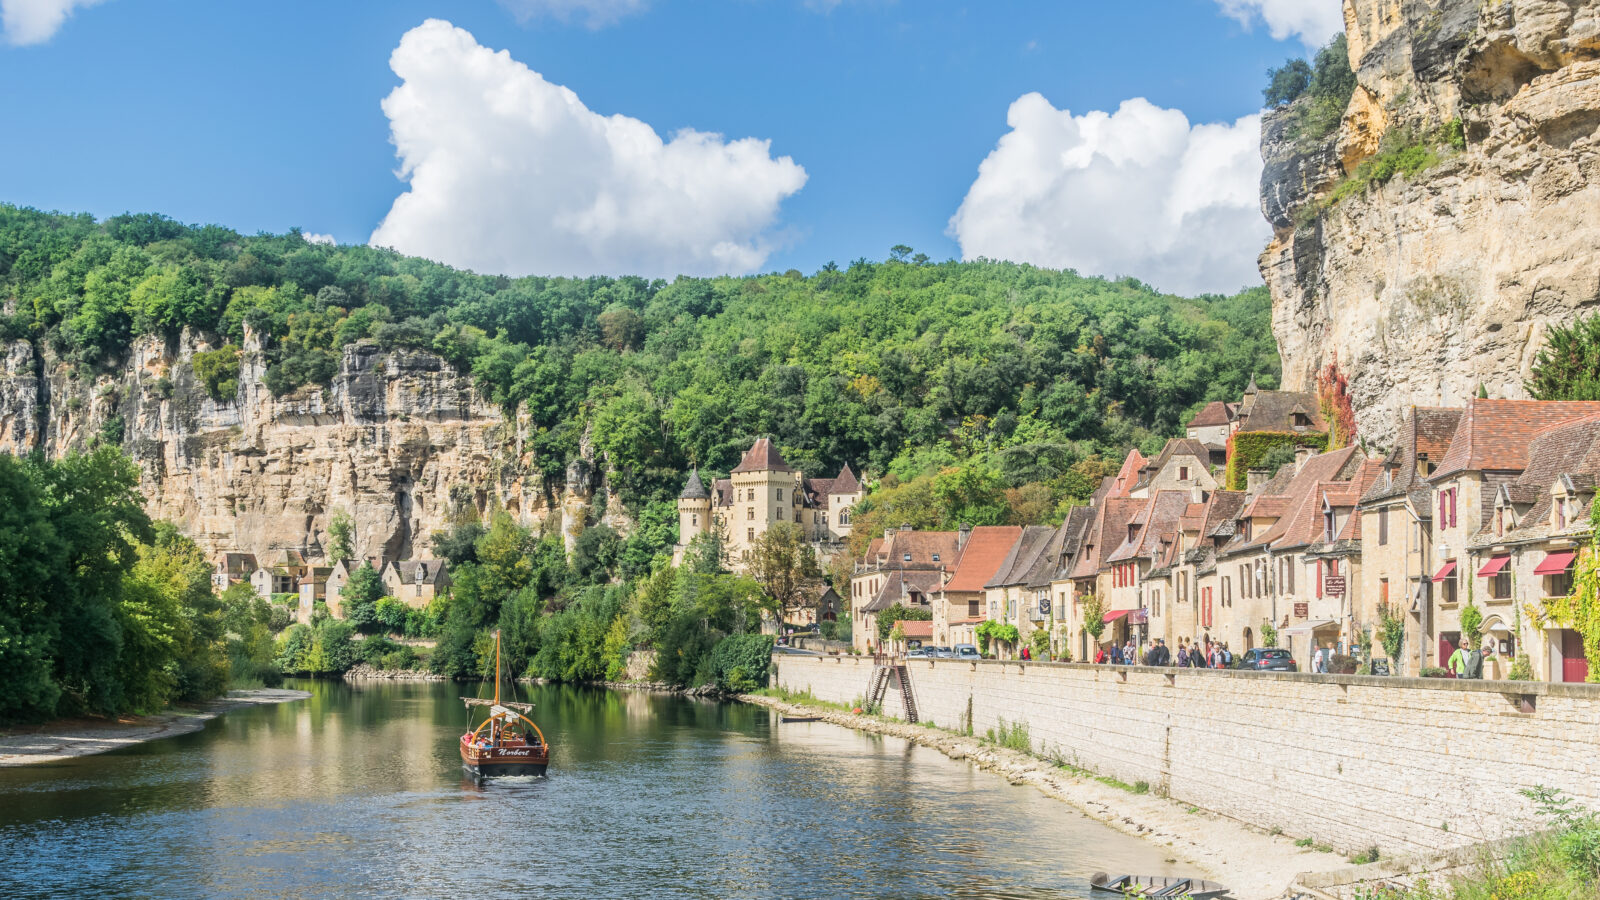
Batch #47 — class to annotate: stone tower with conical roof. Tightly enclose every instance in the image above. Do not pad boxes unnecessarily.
[676,467,712,553]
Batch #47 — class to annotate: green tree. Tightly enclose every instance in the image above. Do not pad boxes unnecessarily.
[327,510,354,561]
[1528,312,1600,401]
[933,464,1008,527]
[341,563,385,634]
[743,522,823,626]
[1264,57,1311,105]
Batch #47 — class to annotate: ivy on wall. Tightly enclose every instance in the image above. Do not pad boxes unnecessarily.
[1224,430,1330,491]
[1538,534,1600,682]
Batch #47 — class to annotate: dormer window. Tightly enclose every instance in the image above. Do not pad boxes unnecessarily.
[1293,413,1311,429]
[931,553,940,562]
[903,553,912,562]
[1556,496,1569,529]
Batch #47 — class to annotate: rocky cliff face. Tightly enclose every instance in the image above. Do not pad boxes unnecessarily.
[1261,0,1600,446]
[0,330,616,563]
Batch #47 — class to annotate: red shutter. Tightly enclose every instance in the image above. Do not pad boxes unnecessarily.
[1451,490,1458,528]
[1439,491,1446,523]
[1316,559,1324,599]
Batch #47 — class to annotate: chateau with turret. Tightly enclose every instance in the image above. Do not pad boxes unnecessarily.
[674,437,863,569]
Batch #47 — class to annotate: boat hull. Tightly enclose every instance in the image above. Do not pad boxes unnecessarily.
[460,737,549,779]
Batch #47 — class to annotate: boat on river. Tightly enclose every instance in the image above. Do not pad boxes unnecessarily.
[460,630,549,779]
[1090,872,1230,899]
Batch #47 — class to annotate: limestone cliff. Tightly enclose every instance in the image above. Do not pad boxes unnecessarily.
[1260,0,1600,445]
[0,330,619,563]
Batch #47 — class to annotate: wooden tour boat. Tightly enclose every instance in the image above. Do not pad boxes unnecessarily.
[1090,872,1231,899]
[460,630,549,779]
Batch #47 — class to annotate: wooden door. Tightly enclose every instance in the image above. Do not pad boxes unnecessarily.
[1562,630,1590,683]
[1439,633,1459,676]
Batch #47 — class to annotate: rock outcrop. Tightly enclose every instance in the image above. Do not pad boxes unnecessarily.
[1260,0,1600,446]
[0,330,607,562]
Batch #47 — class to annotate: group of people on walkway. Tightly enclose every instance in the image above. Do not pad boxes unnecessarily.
[1093,637,1234,668]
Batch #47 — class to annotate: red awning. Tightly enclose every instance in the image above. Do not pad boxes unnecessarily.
[1102,609,1132,624]
[1476,556,1510,578]
[1534,550,1577,576]
[1431,561,1457,583]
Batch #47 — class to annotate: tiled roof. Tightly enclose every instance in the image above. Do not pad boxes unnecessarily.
[862,570,944,613]
[392,559,450,585]
[1187,400,1235,428]
[712,477,735,507]
[1237,390,1325,434]
[945,526,1023,592]
[1432,399,1600,480]
[900,620,933,640]
[680,468,709,500]
[1470,414,1600,548]
[1203,492,1247,537]
[1133,439,1212,490]
[832,463,861,493]
[730,437,794,474]
[986,525,1057,589]
[1024,522,1072,589]
[1097,497,1150,565]
[1363,407,1462,505]
[1108,448,1147,499]
[864,529,962,570]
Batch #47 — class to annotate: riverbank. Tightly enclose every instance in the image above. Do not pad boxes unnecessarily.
[0,688,311,767]
[742,692,1354,900]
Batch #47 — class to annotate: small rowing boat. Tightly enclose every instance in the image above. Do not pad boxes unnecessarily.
[1090,872,1230,899]
[459,629,549,779]
[780,716,821,723]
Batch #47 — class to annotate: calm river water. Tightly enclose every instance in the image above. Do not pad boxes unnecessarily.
[0,680,1179,899]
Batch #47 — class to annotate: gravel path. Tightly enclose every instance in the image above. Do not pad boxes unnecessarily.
[0,688,311,767]
[743,693,1353,900]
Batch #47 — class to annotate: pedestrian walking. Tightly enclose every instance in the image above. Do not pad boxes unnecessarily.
[1176,639,1190,668]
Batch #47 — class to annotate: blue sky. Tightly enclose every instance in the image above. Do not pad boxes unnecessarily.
[0,0,1344,294]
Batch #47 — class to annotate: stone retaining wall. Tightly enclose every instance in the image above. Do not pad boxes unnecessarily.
[773,656,1600,855]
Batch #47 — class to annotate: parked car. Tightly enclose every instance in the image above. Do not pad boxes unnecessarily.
[929,646,955,659]
[954,644,981,660]
[1240,648,1297,672]
[906,647,929,659]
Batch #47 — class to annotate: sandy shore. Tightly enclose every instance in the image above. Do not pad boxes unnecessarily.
[0,688,311,767]
[743,693,1352,900]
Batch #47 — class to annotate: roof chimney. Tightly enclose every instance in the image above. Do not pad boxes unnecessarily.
[1295,445,1313,473]
[1246,467,1271,496]
[958,522,972,550]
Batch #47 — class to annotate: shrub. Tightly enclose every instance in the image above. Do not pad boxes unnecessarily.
[702,633,774,692]
[985,717,1032,753]
[1226,431,1328,490]
[1328,654,1359,675]
[1420,666,1449,678]
[191,346,241,402]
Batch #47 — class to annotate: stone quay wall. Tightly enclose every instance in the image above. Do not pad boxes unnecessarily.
[772,656,1600,855]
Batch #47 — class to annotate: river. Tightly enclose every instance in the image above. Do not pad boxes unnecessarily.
[0,680,1180,899]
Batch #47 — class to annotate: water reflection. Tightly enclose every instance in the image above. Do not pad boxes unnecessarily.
[0,680,1177,899]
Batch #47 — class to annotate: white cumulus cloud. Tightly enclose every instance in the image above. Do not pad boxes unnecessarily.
[370,19,807,279]
[301,232,336,246]
[2,0,107,46]
[496,0,648,29]
[1216,0,1344,47]
[948,94,1268,297]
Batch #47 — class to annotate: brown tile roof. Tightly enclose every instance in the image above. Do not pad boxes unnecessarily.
[900,620,933,640]
[864,529,962,570]
[1133,439,1212,490]
[986,525,1057,589]
[730,437,794,473]
[1094,497,1149,566]
[831,463,861,493]
[862,569,945,612]
[1237,390,1325,434]
[1108,448,1147,499]
[1363,407,1462,505]
[1471,414,1600,547]
[391,559,451,586]
[1187,400,1235,428]
[1203,491,1247,538]
[1432,399,1600,480]
[945,526,1023,592]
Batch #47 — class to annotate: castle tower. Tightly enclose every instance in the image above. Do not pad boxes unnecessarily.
[677,467,712,547]
[727,437,798,558]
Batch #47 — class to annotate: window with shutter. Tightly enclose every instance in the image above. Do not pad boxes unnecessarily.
[1379,507,1388,545]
